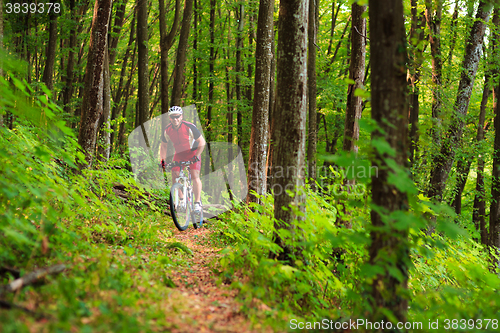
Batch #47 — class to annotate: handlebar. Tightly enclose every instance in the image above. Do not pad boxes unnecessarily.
[163,160,196,171]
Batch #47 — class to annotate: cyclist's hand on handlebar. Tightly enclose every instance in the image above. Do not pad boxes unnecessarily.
[190,155,200,163]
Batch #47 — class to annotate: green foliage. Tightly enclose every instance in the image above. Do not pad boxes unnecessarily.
[410,236,500,325]
[215,190,362,321]
[0,64,87,266]
[0,56,192,331]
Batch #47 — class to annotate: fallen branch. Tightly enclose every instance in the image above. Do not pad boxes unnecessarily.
[0,299,47,319]
[112,183,170,209]
[0,266,20,279]
[1,264,67,295]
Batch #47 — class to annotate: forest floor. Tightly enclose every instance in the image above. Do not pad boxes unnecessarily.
[1,216,284,333]
[163,224,276,333]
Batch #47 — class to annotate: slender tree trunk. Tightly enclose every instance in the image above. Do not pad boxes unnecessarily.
[108,0,128,67]
[192,0,198,106]
[235,4,244,149]
[170,0,193,106]
[491,79,500,260]
[408,0,425,165]
[0,0,3,127]
[451,157,472,214]
[246,0,274,205]
[98,49,111,161]
[473,73,491,244]
[137,0,149,126]
[336,2,366,228]
[271,0,308,265]
[73,20,92,128]
[343,3,366,155]
[368,0,410,323]
[42,12,58,91]
[77,0,112,168]
[246,13,255,105]
[204,0,215,188]
[325,17,351,73]
[110,15,135,152]
[265,29,277,193]
[427,1,493,202]
[307,0,318,191]
[446,0,459,69]
[62,0,77,116]
[425,0,443,146]
[117,59,137,151]
[489,9,500,268]
[159,0,180,133]
[224,31,234,194]
[327,1,341,55]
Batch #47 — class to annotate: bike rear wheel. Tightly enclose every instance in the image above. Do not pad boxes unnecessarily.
[169,183,191,231]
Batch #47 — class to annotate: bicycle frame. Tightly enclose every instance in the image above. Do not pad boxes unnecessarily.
[175,164,192,201]
[165,160,203,230]
[169,162,194,210]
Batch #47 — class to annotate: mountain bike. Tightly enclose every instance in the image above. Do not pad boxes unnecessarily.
[164,160,203,231]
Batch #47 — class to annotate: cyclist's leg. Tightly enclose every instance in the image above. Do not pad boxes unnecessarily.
[189,169,202,203]
[171,167,183,199]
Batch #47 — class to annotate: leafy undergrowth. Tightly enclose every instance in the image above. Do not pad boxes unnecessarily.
[212,188,500,332]
[0,70,279,332]
[1,193,280,333]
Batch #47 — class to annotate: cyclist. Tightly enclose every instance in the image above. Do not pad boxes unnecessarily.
[160,106,206,213]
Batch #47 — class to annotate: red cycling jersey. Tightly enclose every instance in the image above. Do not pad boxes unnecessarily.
[162,121,202,171]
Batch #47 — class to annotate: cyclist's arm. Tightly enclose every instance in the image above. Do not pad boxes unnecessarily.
[193,135,206,159]
[160,131,169,162]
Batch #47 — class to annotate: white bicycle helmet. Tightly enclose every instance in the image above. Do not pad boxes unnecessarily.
[168,106,183,115]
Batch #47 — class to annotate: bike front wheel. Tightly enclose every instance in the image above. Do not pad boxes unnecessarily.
[169,183,191,231]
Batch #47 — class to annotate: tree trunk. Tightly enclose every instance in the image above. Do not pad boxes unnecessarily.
[62,0,80,116]
[204,0,216,189]
[170,0,193,106]
[137,0,149,127]
[224,37,234,196]
[110,15,136,152]
[77,0,112,168]
[489,9,500,268]
[42,12,57,91]
[473,73,491,244]
[408,0,425,165]
[446,0,459,69]
[307,0,318,191]
[265,29,277,193]
[325,17,351,74]
[368,0,410,323]
[246,0,274,205]
[336,2,366,228]
[0,0,3,127]
[160,0,181,131]
[271,0,308,265]
[425,0,443,146]
[451,157,472,214]
[192,0,199,107]
[327,1,341,55]
[343,3,366,155]
[97,49,111,161]
[72,20,92,129]
[491,80,500,261]
[427,1,493,202]
[235,4,244,149]
[108,0,128,67]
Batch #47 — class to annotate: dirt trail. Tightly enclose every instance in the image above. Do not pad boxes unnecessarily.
[167,227,272,333]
